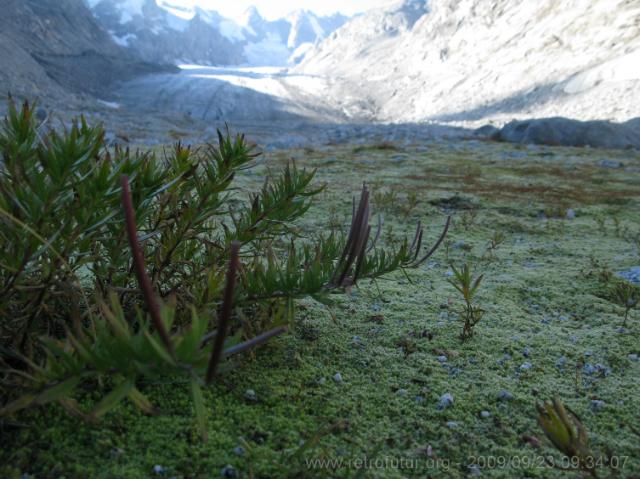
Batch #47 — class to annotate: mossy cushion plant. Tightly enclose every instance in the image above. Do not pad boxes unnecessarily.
[0,100,449,439]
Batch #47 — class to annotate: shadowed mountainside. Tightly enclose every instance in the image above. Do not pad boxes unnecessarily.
[0,0,174,106]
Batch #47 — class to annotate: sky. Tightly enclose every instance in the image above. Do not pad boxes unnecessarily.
[168,0,394,21]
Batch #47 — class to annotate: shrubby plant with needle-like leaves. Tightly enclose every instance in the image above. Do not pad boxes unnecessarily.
[0,100,450,438]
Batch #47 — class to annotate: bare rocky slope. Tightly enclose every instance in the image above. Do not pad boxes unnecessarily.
[0,0,173,107]
[296,0,640,126]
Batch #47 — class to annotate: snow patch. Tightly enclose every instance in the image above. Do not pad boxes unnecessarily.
[156,0,196,21]
[115,0,146,24]
[109,31,137,47]
[98,100,121,109]
[244,34,291,66]
[219,20,245,42]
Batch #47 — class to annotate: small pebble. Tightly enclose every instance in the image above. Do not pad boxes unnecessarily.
[598,159,621,169]
[333,372,343,383]
[480,410,491,418]
[555,356,567,369]
[233,446,245,457]
[220,465,237,478]
[628,354,639,362]
[498,390,514,402]
[520,362,533,371]
[522,347,531,358]
[317,377,326,385]
[590,400,606,412]
[566,208,576,219]
[397,388,408,397]
[244,389,257,402]
[153,465,165,474]
[437,355,447,363]
[452,240,467,249]
[446,421,458,429]
[468,464,482,476]
[438,393,454,410]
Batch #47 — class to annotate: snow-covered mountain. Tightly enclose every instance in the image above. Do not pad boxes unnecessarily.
[296,0,640,124]
[85,1,348,66]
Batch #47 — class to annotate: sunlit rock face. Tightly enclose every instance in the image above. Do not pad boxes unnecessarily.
[85,1,348,66]
[296,0,640,124]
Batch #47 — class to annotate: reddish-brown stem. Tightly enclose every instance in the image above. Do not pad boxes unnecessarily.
[120,175,174,357]
[412,216,452,267]
[205,241,240,385]
[222,326,288,357]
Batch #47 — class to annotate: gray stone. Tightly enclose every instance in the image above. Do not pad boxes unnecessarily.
[590,400,606,412]
[498,390,514,402]
[233,446,245,457]
[474,124,500,138]
[520,362,533,371]
[616,267,640,285]
[333,372,343,383]
[244,389,258,402]
[438,393,454,410]
[598,159,622,169]
[220,465,238,478]
[496,117,640,150]
[480,410,491,418]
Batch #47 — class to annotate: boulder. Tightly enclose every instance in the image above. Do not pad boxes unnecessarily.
[495,117,640,149]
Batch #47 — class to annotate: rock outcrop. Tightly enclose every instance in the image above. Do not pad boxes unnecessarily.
[494,117,640,149]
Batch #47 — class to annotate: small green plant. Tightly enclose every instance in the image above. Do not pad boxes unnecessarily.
[447,263,484,340]
[610,281,639,327]
[586,256,613,284]
[537,397,602,477]
[401,190,420,217]
[483,230,505,260]
[594,215,607,233]
[460,209,478,230]
[372,188,398,213]
[612,216,622,237]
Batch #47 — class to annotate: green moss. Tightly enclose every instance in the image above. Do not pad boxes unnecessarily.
[2,139,639,478]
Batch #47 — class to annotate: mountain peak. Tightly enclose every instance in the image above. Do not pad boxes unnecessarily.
[240,5,263,26]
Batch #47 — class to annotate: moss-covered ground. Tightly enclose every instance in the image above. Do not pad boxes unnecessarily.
[2,138,640,478]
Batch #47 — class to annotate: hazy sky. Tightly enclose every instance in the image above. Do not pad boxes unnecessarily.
[173,0,394,21]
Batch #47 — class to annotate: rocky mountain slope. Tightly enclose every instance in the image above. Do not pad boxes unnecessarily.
[85,1,348,66]
[296,0,640,125]
[0,0,172,106]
